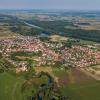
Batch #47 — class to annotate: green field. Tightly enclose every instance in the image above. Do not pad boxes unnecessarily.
[0,67,100,100]
[0,71,53,100]
[53,68,100,100]
[61,81,100,100]
[0,72,25,100]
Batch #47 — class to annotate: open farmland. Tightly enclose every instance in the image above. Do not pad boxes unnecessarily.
[49,35,68,42]
[53,68,100,100]
[0,14,20,37]
[0,10,100,100]
[0,72,25,100]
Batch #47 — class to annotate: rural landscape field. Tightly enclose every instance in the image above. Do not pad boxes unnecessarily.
[0,9,100,100]
[0,1,100,100]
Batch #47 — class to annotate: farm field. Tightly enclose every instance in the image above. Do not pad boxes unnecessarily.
[61,81,100,100]
[0,10,100,100]
[0,72,25,100]
[53,68,100,100]
[49,35,68,42]
[0,65,100,100]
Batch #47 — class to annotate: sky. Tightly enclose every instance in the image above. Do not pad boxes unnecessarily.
[0,0,100,10]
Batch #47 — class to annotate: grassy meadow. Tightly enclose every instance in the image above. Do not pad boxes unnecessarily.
[53,68,100,100]
[0,72,25,100]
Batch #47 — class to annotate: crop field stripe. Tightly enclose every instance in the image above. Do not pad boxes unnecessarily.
[11,82,19,100]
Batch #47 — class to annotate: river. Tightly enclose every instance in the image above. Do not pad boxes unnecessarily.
[24,22,42,29]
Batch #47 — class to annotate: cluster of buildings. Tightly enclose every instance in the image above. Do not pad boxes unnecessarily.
[0,36,61,69]
[62,45,100,67]
[0,36,100,73]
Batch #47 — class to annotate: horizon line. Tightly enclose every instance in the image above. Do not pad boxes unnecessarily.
[0,8,100,11]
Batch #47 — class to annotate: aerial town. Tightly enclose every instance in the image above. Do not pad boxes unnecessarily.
[0,35,100,76]
[0,9,100,100]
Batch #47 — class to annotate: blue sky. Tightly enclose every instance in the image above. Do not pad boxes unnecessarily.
[0,0,100,10]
